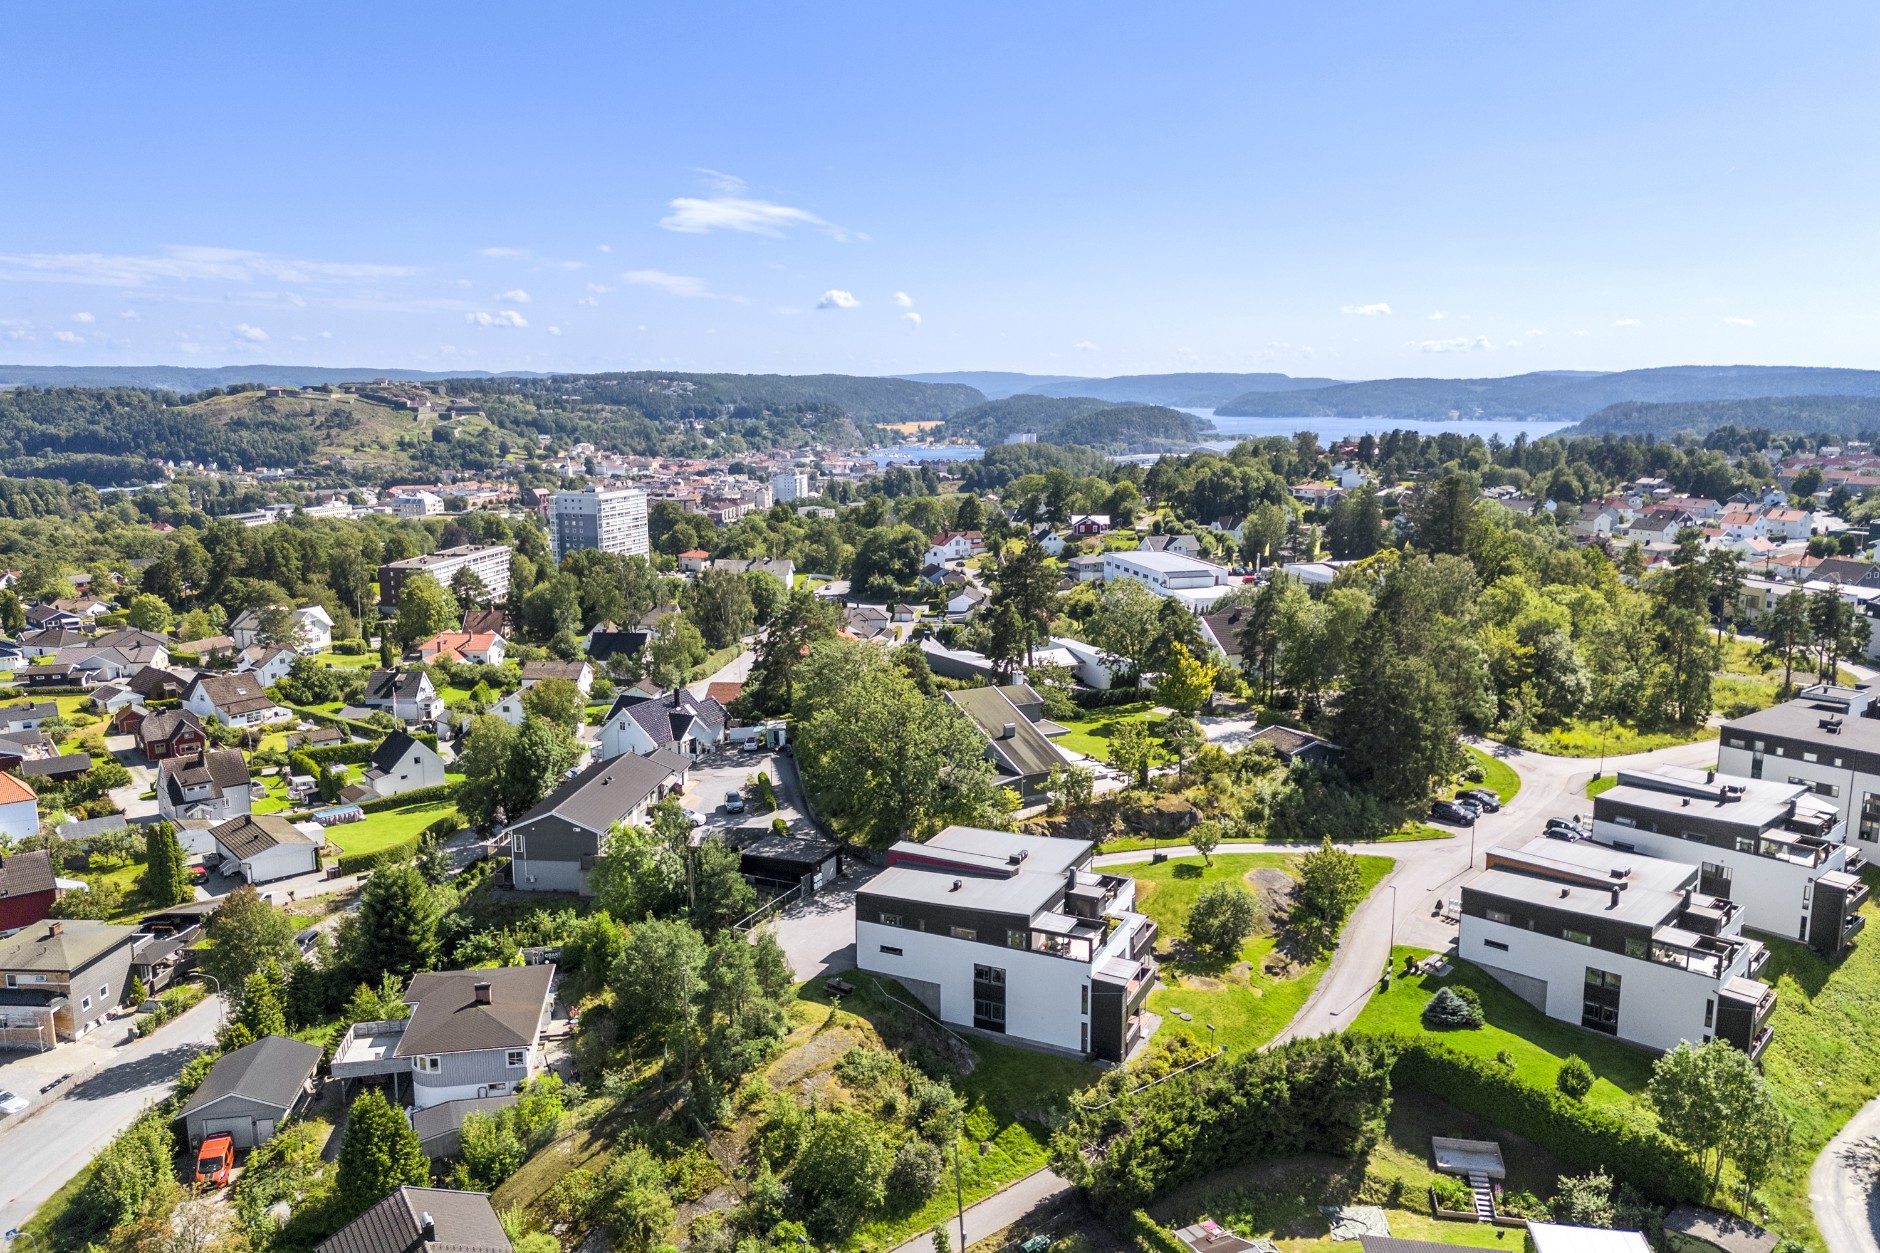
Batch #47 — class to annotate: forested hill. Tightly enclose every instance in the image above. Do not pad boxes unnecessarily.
[895,371,1086,399]
[1022,372,1341,408]
[941,394,1212,449]
[453,371,984,423]
[1564,394,1880,438]
[1215,365,1880,421]
[0,363,528,389]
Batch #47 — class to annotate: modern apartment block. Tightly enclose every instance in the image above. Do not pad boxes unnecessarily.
[1719,684,1880,857]
[854,827,1157,1062]
[547,484,649,562]
[1459,837,1776,1056]
[1589,764,1866,954]
[771,470,811,502]
[378,544,514,610]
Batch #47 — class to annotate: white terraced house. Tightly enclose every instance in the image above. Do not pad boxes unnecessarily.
[855,827,1157,1062]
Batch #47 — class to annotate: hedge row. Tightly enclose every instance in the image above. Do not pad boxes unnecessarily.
[333,813,459,875]
[356,781,457,813]
[1119,1211,1188,1253]
[1386,1036,1705,1204]
[1071,683,1150,709]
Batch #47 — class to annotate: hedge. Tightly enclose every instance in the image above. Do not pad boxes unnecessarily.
[1118,1211,1188,1253]
[1071,683,1151,709]
[356,781,457,813]
[1386,1036,1705,1204]
[284,702,392,741]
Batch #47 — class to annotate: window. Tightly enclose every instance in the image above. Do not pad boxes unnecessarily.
[507,1050,526,1068]
[80,996,91,1011]
[1485,909,1512,925]
[1081,1022,1089,1052]
[973,999,1007,1031]
[1081,984,1089,1014]
[1585,968,1622,990]
[1623,937,1649,959]
[416,1056,440,1072]
[1804,752,1819,763]
[1736,836,1757,854]
[879,944,902,956]
[1705,1000,1715,1028]
[973,964,1006,986]
[950,926,977,941]
[1006,930,1027,949]
[1483,938,1509,952]
[1726,735,1747,749]
[98,985,108,999]
[879,913,903,928]
[1563,928,1592,945]
[1613,815,1638,829]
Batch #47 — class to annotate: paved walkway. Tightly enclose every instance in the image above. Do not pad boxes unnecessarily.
[887,1169,1072,1253]
[1812,1095,1880,1253]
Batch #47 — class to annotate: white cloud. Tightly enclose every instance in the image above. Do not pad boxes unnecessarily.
[1427,311,1445,321]
[662,195,860,241]
[1527,329,1546,336]
[319,330,333,339]
[546,325,562,336]
[1340,302,1392,316]
[816,289,860,310]
[1411,335,1493,353]
[692,168,748,195]
[499,288,531,303]
[1723,316,1755,326]
[585,283,613,294]
[466,310,528,328]
[1075,340,1099,352]
[71,311,95,324]
[177,341,203,354]
[455,279,473,289]
[623,270,719,299]
[596,244,612,253]
[52,330,84,344]
[233,322,268,342]
[478,247,526,258]
[0,244,416,287]
[0,319,32,341]
[118,309,139,319]
[901,311,922,328]
[1613,318,1640,327]
[894,291,914,308]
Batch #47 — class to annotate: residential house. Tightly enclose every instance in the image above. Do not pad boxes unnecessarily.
[179,1035,323,1149]
[945,686,1070,805]
[892,603,921,624]
[364,669,446,724]
[1066,553,1108,583]
[211,814,324,884]
[17,753,90,786]
[0,919,138,1042]
[1046,636,1124,690]
[87,682,141,719]
[1199,607,1249,663]
[1247,725,1342,766]
[362,732,447,799]
[1589,764,1865,955]
[855,827,1157,1061]
[488,690,527,728]
[599,689,727,760]
[945,584,992,617]
[137,708,209,761]
[1068,514,1111,537]
[0,848,59,930]
[329,965,555,1109]
[1459,836,1776,1056]
[418,631,506,667]
[519,659,592,697]
[0,772,38,841]
[411,1095,519,1161]
[181,634,239,662]
[461,607,513,638]
[158,749,254,832]
[24,663,95,691]
[708,556,796,587]
[23,607,82,633]
[677,549,712,574]
[1719,686,1880,862]
[237,645,296,688]
[182,672,288,729]
[1138,533,1203,559]
[845,604,893,640]
[128,665,191,702]
[509,754,685,893]
[229,605,334,654]
[584,628,648,669]
[0,702,58,734]
[925,531,985,566]
[316,1187,512,1253]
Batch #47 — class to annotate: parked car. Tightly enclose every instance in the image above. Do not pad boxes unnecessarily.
[0,1089,26,1116]
[740,737,763,753]
[1459,788,1501,813]
[1451,798,1483,818]
[724,790,746,815]
[195,1133,235,1188]
[684,808,708,828]
[1431,800,1476,826]
[1545,817,1587,840]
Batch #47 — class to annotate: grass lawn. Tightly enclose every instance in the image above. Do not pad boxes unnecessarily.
[323,799,458,856]
[1097,826,1448,855]
[1130,852,1392,1051]
[1527,719,1718,758]
[1351,945,1655,1111]
[1055,701,1167,761]
[1585,775,1617,800]
[1464,745,1521,804]
[313,650,380,669]
[72,855,161,923]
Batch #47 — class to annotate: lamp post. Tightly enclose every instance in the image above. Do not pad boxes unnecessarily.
[1388,885,1398,955]
[954,1138,966,1252]
[7,1228,45,1253]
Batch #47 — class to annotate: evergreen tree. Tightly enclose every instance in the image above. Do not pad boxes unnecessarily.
[336,1088,429,1218]
[238,963,288,1038]
[140,821,193,908]
[345,863,439,986]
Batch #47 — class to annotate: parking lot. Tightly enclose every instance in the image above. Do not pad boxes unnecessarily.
[680,744,798,833]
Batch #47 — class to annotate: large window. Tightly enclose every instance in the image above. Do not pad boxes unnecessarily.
[1860,791,1880,844]
[879,912,903,928]
[1485,909,1512,925]
[973,964,1007,1033]
[950,926,977,941]
[1562,928,1592,945]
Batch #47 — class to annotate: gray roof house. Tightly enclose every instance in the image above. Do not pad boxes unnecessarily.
[330,966,555,1110]
[362,732,447,800]
[946,685,1070,805]
[158,748,254,831]
[180,1034,322,1148]
[0,919,139,1042]
[364,670,445,724]
[317,1186,512,1253]
[598,688,728,761]
[509,755,683,895]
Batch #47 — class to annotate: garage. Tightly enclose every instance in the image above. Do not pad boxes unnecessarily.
[180,1036,321,1150]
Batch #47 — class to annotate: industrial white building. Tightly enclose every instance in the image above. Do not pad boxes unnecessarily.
[1100,550,1235,611]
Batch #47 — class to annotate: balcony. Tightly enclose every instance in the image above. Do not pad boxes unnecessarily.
[1845,847,1869,875]
[1847,912,1867,941]
[1748,1025,1775,1060]
[1745,941,1770,977]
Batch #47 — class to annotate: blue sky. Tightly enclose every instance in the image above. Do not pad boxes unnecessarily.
[1,3,1875,380]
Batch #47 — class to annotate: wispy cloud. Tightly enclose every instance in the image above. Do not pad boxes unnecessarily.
[499,289,531,303]
[1340,302,1391,316]
[478,247,527,258]
[118,309,140,320]
[623,270,721,299]
[816,289,860,310]
[1427,311,1445,321]
[466,310,528,328]
[895,291,914,308]
[1722,316,1755,327]
[902,312,922,328]
[546,325,562,336]
[1613,318,1640,327]
[0,245,416,287]
[71,311,95,324]
[1411,335,1493,353]
[232,323,268,342]
[662,193,861,241]
[692,168,748,195]
[1075,340,1099,352]
[596,244,612,254]
[585,283,613,294]
[52,330,83,344]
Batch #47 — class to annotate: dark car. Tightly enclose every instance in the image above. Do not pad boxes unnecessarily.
[1545,817,1586,840]
[1431,800,1476,826]
[1460,788,1502,813]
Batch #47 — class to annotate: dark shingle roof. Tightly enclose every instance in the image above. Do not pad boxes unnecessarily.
[0,702,57,729]
[410,1095,519,1154]
[316,1186,511,1253]
[610,690,726,748]
[139,708,206,745]
[180,1035,321,1118]
[188,672,272,710]
[19,753,91,778]
[946,686,1065,780]
[520,660,589,683]
[0,849,56,899]
[0,918,135,974]
[369,731,426,773]
[212,814,319,860]
[160,748,252,802]
[513,754,679,834]
[396,966,553,1057]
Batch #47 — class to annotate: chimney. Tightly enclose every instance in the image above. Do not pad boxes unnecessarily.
[420,1213,437,1242]
[1002,722,1016,739]
[48,921,62,937]
[1609,886,1621,909]
[1706,769,1715,783]
[473,981,492,1006]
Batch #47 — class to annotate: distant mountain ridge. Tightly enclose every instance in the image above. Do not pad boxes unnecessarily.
[895,371,1087,400]
[1565,394,1880,438]
[1214,365,1880,422]
[0,364,547,391]
[1022,372,1342,408]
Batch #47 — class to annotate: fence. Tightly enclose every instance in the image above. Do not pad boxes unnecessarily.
[733,883,802,932]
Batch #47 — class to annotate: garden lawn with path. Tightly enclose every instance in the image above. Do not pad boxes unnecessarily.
[1130,852,1392,1051]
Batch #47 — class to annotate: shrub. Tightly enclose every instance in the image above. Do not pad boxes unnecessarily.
[1556,1054,1594,1100]
[887,1138,944,1203]
[1430,1174,1472,1210]
[1187,882,1259,958]
[1120,1210,1191,1253]
[1422,986,1484,1029]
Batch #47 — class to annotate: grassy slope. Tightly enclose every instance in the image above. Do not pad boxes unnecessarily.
[1131,852,1392,1051]
[1464,745,1522,804]
[323,799,458,856]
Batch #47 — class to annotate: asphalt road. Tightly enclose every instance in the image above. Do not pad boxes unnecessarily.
[0,994,221,1235]
[1812,1095,1880,1253]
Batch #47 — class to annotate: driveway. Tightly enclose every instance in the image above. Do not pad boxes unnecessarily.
[1812,1096,1880,1253]
[681,746,795,835]
[767,872,863,980]
[0,994,220,1234]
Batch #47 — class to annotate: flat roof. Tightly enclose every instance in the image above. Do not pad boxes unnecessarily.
[1602,765,1809,830]
[1468,837,1695,927]
[1526,1223,1652,1253]
[1105,549,1221,573]
[1727,698,1880,754]
[863,827,1090,919]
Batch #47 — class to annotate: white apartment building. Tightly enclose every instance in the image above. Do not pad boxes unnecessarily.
[1589,763,1866,955]
[377,544,513,610]
[1100,550,1234,611]
[1460,837,1777,1056]
[855,827,1157,1061]
[772,470,811,503]
[548,485,650,563]
[1719,685,1880,860]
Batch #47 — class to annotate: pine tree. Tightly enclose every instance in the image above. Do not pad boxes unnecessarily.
[239,964,287,1039]
[345,863,439,987]
[336,1088,429,1217]
[141,822,193,908]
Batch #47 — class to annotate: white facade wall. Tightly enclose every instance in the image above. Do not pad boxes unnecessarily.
[510,848,587,894]
[1716,740,1880,862]
[1459,915,1733,1053]
[549,487,650,562]
[1102,552,1221,594]
[231,841,320,885]
[1590,820,1841,944]
[772,472,810,503]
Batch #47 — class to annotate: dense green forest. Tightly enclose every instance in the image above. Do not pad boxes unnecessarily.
[1024,371,1340,407]
[941,395,1212,448]
[451,371,984,424]
[1565,394,1880,438]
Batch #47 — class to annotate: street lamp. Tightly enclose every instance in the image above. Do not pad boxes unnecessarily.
[1388,885,1398,955]
[8,1227,44,1253]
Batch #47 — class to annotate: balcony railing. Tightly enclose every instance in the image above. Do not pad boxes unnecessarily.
[1748,1025,1775,1060]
